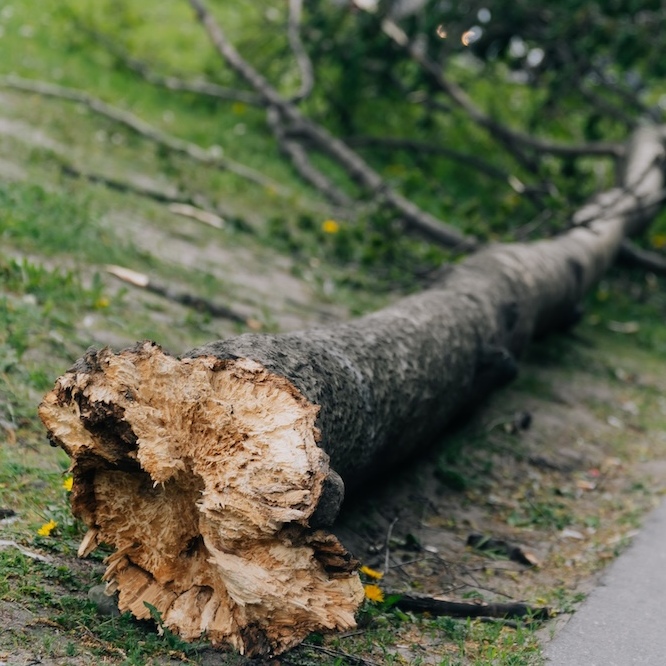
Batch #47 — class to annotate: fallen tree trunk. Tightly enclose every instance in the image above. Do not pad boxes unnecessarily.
[38,125,665,657]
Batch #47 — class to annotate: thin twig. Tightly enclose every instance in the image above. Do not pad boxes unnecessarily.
[78,27,264,105]
[267,105,353,206]
[383,517,399,575]
[305,644,382,666]
[590,63,661,122]
[60,162,231,219]
[106,265,254,326]
[287,0,314,102]
[346,135,520,185]
[618,239,666,276]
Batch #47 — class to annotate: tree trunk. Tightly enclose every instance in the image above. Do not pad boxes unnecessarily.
[38,126,665,657]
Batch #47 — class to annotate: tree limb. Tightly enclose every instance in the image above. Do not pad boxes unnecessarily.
[187,0,478,251]
[287,0,315,103]
[393,593,551,621]
[0,75,289,195]
[346,135,527,190]
[618,239,666,276]
[266,106,353,207]
[59,162,232,219]
[378,18,625,161]
[79,27,264,106]
[105,265,254,325]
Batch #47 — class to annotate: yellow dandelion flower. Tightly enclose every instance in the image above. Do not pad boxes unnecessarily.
[62,477,74,492]
[363,584,385,603]
[321,219,340,234]
[37,519,58,537]
[360,565,384,580]
[94,296,110,309]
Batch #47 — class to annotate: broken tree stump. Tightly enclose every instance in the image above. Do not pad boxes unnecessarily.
[38,125,665,656]
[39,349,363,656]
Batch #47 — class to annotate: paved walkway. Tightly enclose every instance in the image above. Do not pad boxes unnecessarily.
[544,497,666,665]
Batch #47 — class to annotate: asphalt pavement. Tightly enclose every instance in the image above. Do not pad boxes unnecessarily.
[543,497,666,665]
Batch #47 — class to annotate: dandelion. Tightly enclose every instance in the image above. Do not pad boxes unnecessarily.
[321,219,340,234]
[363,584,384,603]
[37,519,58,537]
[94,296,110,309]
[62,477,73,492]
[360,565,384,580]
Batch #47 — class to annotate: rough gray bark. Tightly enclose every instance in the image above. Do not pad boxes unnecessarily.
[38,125,665,657]
[188,125,665,491]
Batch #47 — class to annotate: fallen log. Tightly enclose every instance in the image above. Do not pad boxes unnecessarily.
[38,125,665,657]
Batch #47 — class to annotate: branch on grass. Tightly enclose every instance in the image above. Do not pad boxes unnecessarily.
[392,593,552,621]
[168,203,225,229]
[346,135,527,190]
[379,19,625,162]
[305,644,381,666]
[80,28,264,106]
[0,75,288,195]
[60,163,232,222]
[105,265,258,327]
[618,240,666,276]
[287,0,314,102]
[187,0,478,251]
[267,106,353,207]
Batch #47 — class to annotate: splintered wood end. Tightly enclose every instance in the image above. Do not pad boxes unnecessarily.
[39,341,363,656]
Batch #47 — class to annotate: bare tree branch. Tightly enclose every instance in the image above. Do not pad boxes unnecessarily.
[379,18,625,161]
[287,0,315,102]
[187,0,478,251]
[60,162,233,219]
[0,75,290,195]
[267,106,353,207]
[0,76,293,197]
[346,135,525,188]
[578,85,637,129]
[590,64,661,122]
[105,265,254,325]
[87,29,264,106]
[618,239,666,276]
[393,593,551,621]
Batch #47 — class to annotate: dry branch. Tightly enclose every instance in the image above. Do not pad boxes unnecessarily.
[105,265,252,325]
[187,0,478,251]
[346,135,535,195]
[83,29,264,106]
[60,163,231,219]
[618,239,666,276]
[266,106,353,207]
[393,594,551,621]
[39,125,665,657]
[0,75,288,195]
[287,0,315,102]
[378,18,625,162]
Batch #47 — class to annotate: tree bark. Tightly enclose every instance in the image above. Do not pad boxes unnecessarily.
[38,126,665,657]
